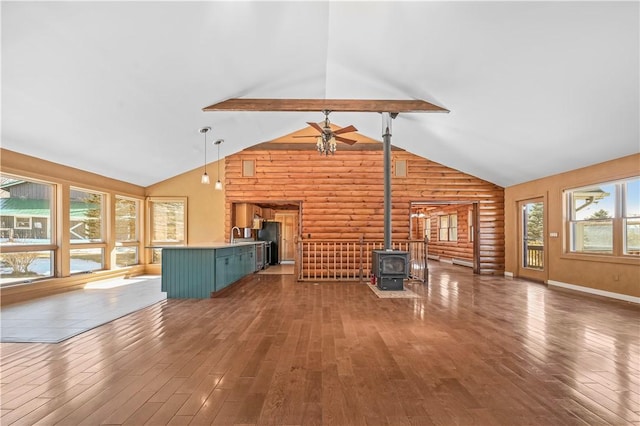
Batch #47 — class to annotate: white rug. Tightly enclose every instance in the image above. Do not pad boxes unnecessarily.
[367,283,421,298]
[1,276,166,343]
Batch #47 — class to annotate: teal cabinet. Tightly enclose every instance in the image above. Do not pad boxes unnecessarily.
[160,243,259,298]
[215,255,231,291]
[161,248,216,298]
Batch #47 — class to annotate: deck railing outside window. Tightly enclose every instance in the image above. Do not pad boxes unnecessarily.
[525,244,544,269]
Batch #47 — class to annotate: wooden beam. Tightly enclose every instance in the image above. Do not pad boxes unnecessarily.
[203,98,449,113]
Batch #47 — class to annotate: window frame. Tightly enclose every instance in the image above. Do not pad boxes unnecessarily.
[565,176,639,259]
[69,187,107,273]
[0,174,57,286]
[438,214,458,242]
[146,197,187,264]
[425,216,431,241]
[69,187,106,244]
[115,195,141,268]
[14,216,32,230]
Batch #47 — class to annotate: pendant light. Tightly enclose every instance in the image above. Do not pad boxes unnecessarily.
[214,139,223,190]
[199,127,211,184]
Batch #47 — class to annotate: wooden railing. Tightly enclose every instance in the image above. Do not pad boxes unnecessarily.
[296,237,428,282]
[525,245,544,269]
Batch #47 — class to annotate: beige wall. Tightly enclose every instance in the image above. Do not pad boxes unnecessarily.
[1,149,144,197]
[145,160,226,245]
[505,153,640,299]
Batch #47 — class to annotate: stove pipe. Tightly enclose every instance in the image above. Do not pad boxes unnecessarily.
[382,112,396,250]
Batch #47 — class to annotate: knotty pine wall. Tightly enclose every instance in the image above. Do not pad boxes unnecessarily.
[224,144,505,274]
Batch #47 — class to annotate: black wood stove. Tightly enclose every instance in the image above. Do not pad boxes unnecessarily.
[372,250,409,290]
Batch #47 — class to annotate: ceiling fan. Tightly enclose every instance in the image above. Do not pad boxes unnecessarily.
[295,110,358,155]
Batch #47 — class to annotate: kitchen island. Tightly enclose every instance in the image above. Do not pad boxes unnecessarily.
[158,242,264,298]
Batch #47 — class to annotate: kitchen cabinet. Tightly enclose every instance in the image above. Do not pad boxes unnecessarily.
[262,208,274,220]
[215,255,231,291]
[160,243,258,298]
[235,203,263,228]
[215,245,255,291]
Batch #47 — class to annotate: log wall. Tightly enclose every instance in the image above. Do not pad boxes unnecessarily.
[425,204,474,264]
[224,144,504,274]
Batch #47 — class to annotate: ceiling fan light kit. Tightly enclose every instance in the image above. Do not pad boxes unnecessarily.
[316,135,337,156]
[305,110,357,155]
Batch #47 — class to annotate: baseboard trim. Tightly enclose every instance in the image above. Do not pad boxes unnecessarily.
[547,280,640,304]
[452,258,473,268]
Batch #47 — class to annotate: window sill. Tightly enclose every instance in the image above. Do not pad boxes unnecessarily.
[560,252,640,266]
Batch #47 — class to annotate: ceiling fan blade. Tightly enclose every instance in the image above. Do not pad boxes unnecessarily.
[307,122,324,133]
[335,136,357,145]
[333,125,357,135]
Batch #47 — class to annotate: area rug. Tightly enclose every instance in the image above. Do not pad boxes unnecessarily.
[0,276,166,343]
[367,283,421,299]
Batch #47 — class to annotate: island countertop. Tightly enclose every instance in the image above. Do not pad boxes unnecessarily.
[149,241,264,249]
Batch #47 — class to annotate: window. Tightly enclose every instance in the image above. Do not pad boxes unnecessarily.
[0,175,55,286]
[0,250,54,286]
[425,217,431,240]
[115,196,140,267]
[70,188,104,243]
[624,178,640,255]
[567,177,639,256]
[438,214,457,242]
[70,248,104,273]
[115,246,138,268]
[148,197,187,264]
[70,188,105,273]
[395,159,407,177]
[15,217,32,229]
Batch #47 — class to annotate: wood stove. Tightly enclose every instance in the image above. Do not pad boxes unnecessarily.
[372,250,409,290]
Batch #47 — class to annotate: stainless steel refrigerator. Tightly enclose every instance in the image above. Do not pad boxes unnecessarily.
[258,222,281,265]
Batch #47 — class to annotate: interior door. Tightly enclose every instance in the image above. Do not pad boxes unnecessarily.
[275,212,298,262]
[517,198,546,282]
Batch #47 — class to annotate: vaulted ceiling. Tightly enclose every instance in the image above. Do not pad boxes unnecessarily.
[2,2,638,188]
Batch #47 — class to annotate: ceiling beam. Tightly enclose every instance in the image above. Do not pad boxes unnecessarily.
[203,98,449,113]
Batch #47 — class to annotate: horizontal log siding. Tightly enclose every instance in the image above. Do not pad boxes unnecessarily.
[225,148,504,274]
[426,204,474,263]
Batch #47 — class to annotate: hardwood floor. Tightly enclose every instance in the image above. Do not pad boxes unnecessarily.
[1,263,638,425]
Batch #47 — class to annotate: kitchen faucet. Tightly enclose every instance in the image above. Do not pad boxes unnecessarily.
[231,226,241,244]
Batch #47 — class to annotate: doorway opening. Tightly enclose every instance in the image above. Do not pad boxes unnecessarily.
[410,201,479,274]
[231,200,300,274]
[517,197,546,282]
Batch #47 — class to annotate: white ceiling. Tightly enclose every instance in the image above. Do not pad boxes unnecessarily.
[2,1,638,188]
